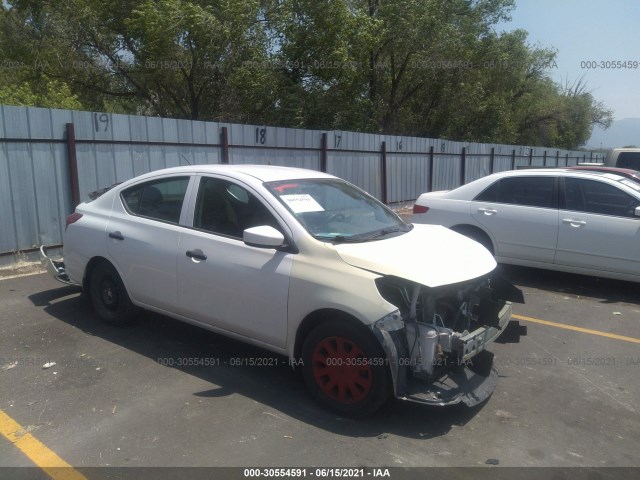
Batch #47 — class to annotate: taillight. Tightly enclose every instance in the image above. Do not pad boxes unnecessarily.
[65,212,83,230]
[413,204,429,214]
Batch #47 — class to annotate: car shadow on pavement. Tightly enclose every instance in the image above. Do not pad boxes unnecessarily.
[29,286,486,440]
[497,265,640,306]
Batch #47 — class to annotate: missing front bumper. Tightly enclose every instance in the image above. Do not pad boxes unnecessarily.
[400,362,499,407]
[454,302,512,362]
[371,297,523,408]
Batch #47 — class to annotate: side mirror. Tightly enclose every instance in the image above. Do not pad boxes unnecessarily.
[635,206,640,218]
[243,225,285,249]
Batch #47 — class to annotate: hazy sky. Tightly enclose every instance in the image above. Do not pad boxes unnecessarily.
[498,0,640,121]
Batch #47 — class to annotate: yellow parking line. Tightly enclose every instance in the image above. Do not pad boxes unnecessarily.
[513,314,640,345]
[0,410,87,480]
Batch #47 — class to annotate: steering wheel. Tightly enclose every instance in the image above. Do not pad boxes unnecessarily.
[325,213,347,224]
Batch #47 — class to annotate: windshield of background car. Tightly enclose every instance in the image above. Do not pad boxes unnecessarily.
[265,179,410,242]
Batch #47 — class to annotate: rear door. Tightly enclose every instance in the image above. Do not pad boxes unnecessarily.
[556,177,640,275]
[106,175,193,312]
[471,176,559,262]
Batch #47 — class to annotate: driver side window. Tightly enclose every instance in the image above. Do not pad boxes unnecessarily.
[193,177,280,238]
[564,178,640,218]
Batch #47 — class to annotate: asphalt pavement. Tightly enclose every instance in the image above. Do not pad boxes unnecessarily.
[1,265,639,473]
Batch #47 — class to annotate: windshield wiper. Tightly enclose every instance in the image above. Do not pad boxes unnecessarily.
[314,234,365,243]
[359,224,413,240]
[314,224,413,244]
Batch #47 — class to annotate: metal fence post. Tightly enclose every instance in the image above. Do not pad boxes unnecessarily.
[65,123,81,209]
[221,127,230,164]
[543,150,547,167]
[490,147,495,173]
[460,147,466,186]
[428,145,434,192]
[511,149,516,170]
[320,133,328,173]
[381,141,388,203]
[529,148,533,166]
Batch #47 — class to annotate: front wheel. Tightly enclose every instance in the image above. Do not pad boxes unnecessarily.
[301,320,391,417]
[89,262,137,326]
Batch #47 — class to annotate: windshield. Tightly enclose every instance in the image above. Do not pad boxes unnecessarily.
[265,178,411,242]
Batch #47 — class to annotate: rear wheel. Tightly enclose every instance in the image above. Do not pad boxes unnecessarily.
[301,320,391,417]
[89,262,137,326]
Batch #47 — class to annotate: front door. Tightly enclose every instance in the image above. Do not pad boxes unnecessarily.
[556,177,640,276]
[177,176,292,348]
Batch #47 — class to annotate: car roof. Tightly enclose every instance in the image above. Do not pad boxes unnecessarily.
[124,164,336,184]
[568,165,640,179]
[489,168,634,180]
[441,167,638,199]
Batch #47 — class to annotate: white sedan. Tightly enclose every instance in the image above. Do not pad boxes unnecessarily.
[42,165,523,416]
[413,168,640,282]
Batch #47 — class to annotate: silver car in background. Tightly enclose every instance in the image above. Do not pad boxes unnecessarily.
[413,168,640,282]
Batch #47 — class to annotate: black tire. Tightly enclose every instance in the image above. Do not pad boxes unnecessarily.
[301,320,391,417]
[89,261,137,326]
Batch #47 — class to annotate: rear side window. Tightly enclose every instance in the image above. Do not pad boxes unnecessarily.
[121,177,190,224]
[564,178,640,218]
[615,152,640,170]
[475,177,556,208]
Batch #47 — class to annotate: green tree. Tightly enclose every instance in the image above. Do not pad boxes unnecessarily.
[2,0,278,120]
[0,80,83,110]
[0,4,83,110]
[0,0,613,149]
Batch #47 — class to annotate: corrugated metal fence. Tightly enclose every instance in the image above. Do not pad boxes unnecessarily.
[0,105,603,266]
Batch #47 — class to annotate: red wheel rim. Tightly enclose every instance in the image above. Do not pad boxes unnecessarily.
[311,336,373,404]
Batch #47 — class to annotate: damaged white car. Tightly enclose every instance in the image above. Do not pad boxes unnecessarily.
[42,165,524,416]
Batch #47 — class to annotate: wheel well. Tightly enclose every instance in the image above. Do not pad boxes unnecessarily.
[82,256,113,294]
[450,224,494,254]
[293,309,370,365]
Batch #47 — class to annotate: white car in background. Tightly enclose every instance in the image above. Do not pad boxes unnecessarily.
[42,165,523,416]
[413,168,640,282]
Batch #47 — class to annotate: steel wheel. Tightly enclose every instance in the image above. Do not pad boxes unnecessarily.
[89,261,137,326]
[99,276,120,311]
[311,336,373,404]
[302,320,391,417]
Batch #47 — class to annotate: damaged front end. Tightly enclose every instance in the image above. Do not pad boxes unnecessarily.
[372,273,525,407]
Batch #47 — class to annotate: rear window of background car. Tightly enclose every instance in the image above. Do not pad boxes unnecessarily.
[474,177,556,208]
[615,152,640,170]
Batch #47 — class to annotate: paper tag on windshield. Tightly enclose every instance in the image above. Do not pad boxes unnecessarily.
[281,194,324,213]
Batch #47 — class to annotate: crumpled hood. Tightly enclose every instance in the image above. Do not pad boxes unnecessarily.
[334,224,497,288]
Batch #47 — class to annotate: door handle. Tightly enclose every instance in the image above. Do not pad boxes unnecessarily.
[186,249,207,261]
[108,231,124,240]
[562,219,586,227]
[478,207,498,215]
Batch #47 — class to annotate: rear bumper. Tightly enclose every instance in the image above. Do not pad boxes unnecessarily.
[39,246,79,286]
